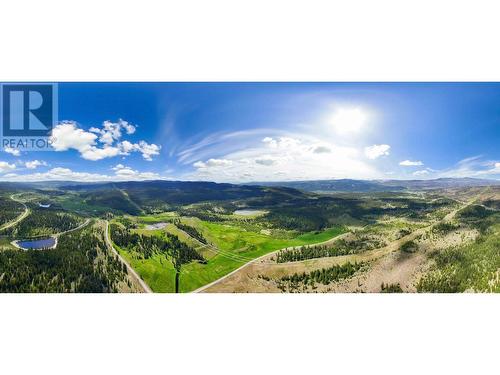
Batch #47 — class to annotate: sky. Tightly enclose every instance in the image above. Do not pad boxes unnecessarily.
[1,82,500,182]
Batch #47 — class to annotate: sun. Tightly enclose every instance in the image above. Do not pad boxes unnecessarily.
[330,107,368,135]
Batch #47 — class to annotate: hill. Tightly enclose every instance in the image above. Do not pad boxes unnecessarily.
[59,180,309,214]
[253,177,500,192]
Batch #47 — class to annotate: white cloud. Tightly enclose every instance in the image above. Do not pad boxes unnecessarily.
[91,119,137,145]
[4,147,20,156]
[136,141,161,161]
[81,146,121,161]
[118,140,161,161]
[111,164,159,179]
[25,160,47,169]
[50,120,160,161]
[364,144,390,159]
[311,145,331,154]
[0,161,16,173]
[262,137,301,149]
[425,156,500,179]
[255,157,278,166]
[0,166,162,182]
[51,121,97,153]
[193,158,233,169]
[400,160,424,166]
[184,134,381,182]
[111,164,126,171]
[413,169,430,176]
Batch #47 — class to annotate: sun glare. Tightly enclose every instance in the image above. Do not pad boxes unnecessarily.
[330,107,368,135]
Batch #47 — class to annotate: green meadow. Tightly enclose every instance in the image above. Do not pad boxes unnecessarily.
[115,218,346,293]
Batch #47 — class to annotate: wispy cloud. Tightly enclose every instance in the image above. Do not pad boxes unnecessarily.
[0,161,16,173]
[24,160,48,169]
[0,165,163,182]
[185,135,382,182]
[440,156,500,178]
[4,147,20,157]
[400,160,423,166]
[415,156,500,179]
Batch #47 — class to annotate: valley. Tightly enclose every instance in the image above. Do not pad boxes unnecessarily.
[0,179,498,293]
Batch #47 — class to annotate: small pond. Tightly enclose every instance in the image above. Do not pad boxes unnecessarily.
[17,237,57,250]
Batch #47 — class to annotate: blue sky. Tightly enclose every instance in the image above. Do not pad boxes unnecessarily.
[1,82,500,182]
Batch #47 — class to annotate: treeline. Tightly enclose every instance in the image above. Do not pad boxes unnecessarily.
[264,195,457,232]
[110,223,205,264]
[173,219,208,244]
[265,209,329,232]
[400,240,418,253]
[275,244,351,263]
[177,208,226,223]
[4,209,84,238]
[418,213,500,292]
[0,198,24,228]
[0,222,129,292]
[457,204,495,233]
[432,222,460,235]
[277,262,364,292]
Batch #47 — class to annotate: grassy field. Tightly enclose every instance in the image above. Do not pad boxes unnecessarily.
[115,247,178,293]
[115,218,346,293]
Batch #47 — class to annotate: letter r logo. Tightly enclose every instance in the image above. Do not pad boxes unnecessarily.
[1,84,55,136]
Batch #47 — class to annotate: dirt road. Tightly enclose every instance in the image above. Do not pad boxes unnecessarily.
[103,220,152,293]
[193,230,352,293]
[0,194,30,231]
[199,195,474,293]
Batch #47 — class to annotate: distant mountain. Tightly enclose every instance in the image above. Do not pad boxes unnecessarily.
[252,178,500,192]
[2,177,498,195]
[380,177,500,190]
[58,180,309,214]
[251,179,404,192]
[0,180,97,190]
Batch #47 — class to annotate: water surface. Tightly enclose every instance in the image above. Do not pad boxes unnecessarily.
[17,237,56,250]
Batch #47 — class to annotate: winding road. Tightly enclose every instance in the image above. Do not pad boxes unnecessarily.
[192,230,351,293]
[0,194,30,231]
[195,192,481,293]
[103,220,152,293]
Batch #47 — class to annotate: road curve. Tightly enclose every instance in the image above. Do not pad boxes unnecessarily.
[0,194,30,231]
[55,219,91,237]
[103,220,152,293]
[192,230,351,293]
[198,194,478,293]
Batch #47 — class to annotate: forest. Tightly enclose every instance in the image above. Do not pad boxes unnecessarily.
[0,181,498,294]
[0,196,25,227]
[275,244,352,263]
[110,223,205,264]
[3,206,84,238]
[0,222,129,292]
[417,212,500,292]
[173,219,208,244]
[110,223,206,292]
[276,262,365,292]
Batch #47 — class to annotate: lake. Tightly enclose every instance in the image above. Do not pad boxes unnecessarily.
[17,237,57,250]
